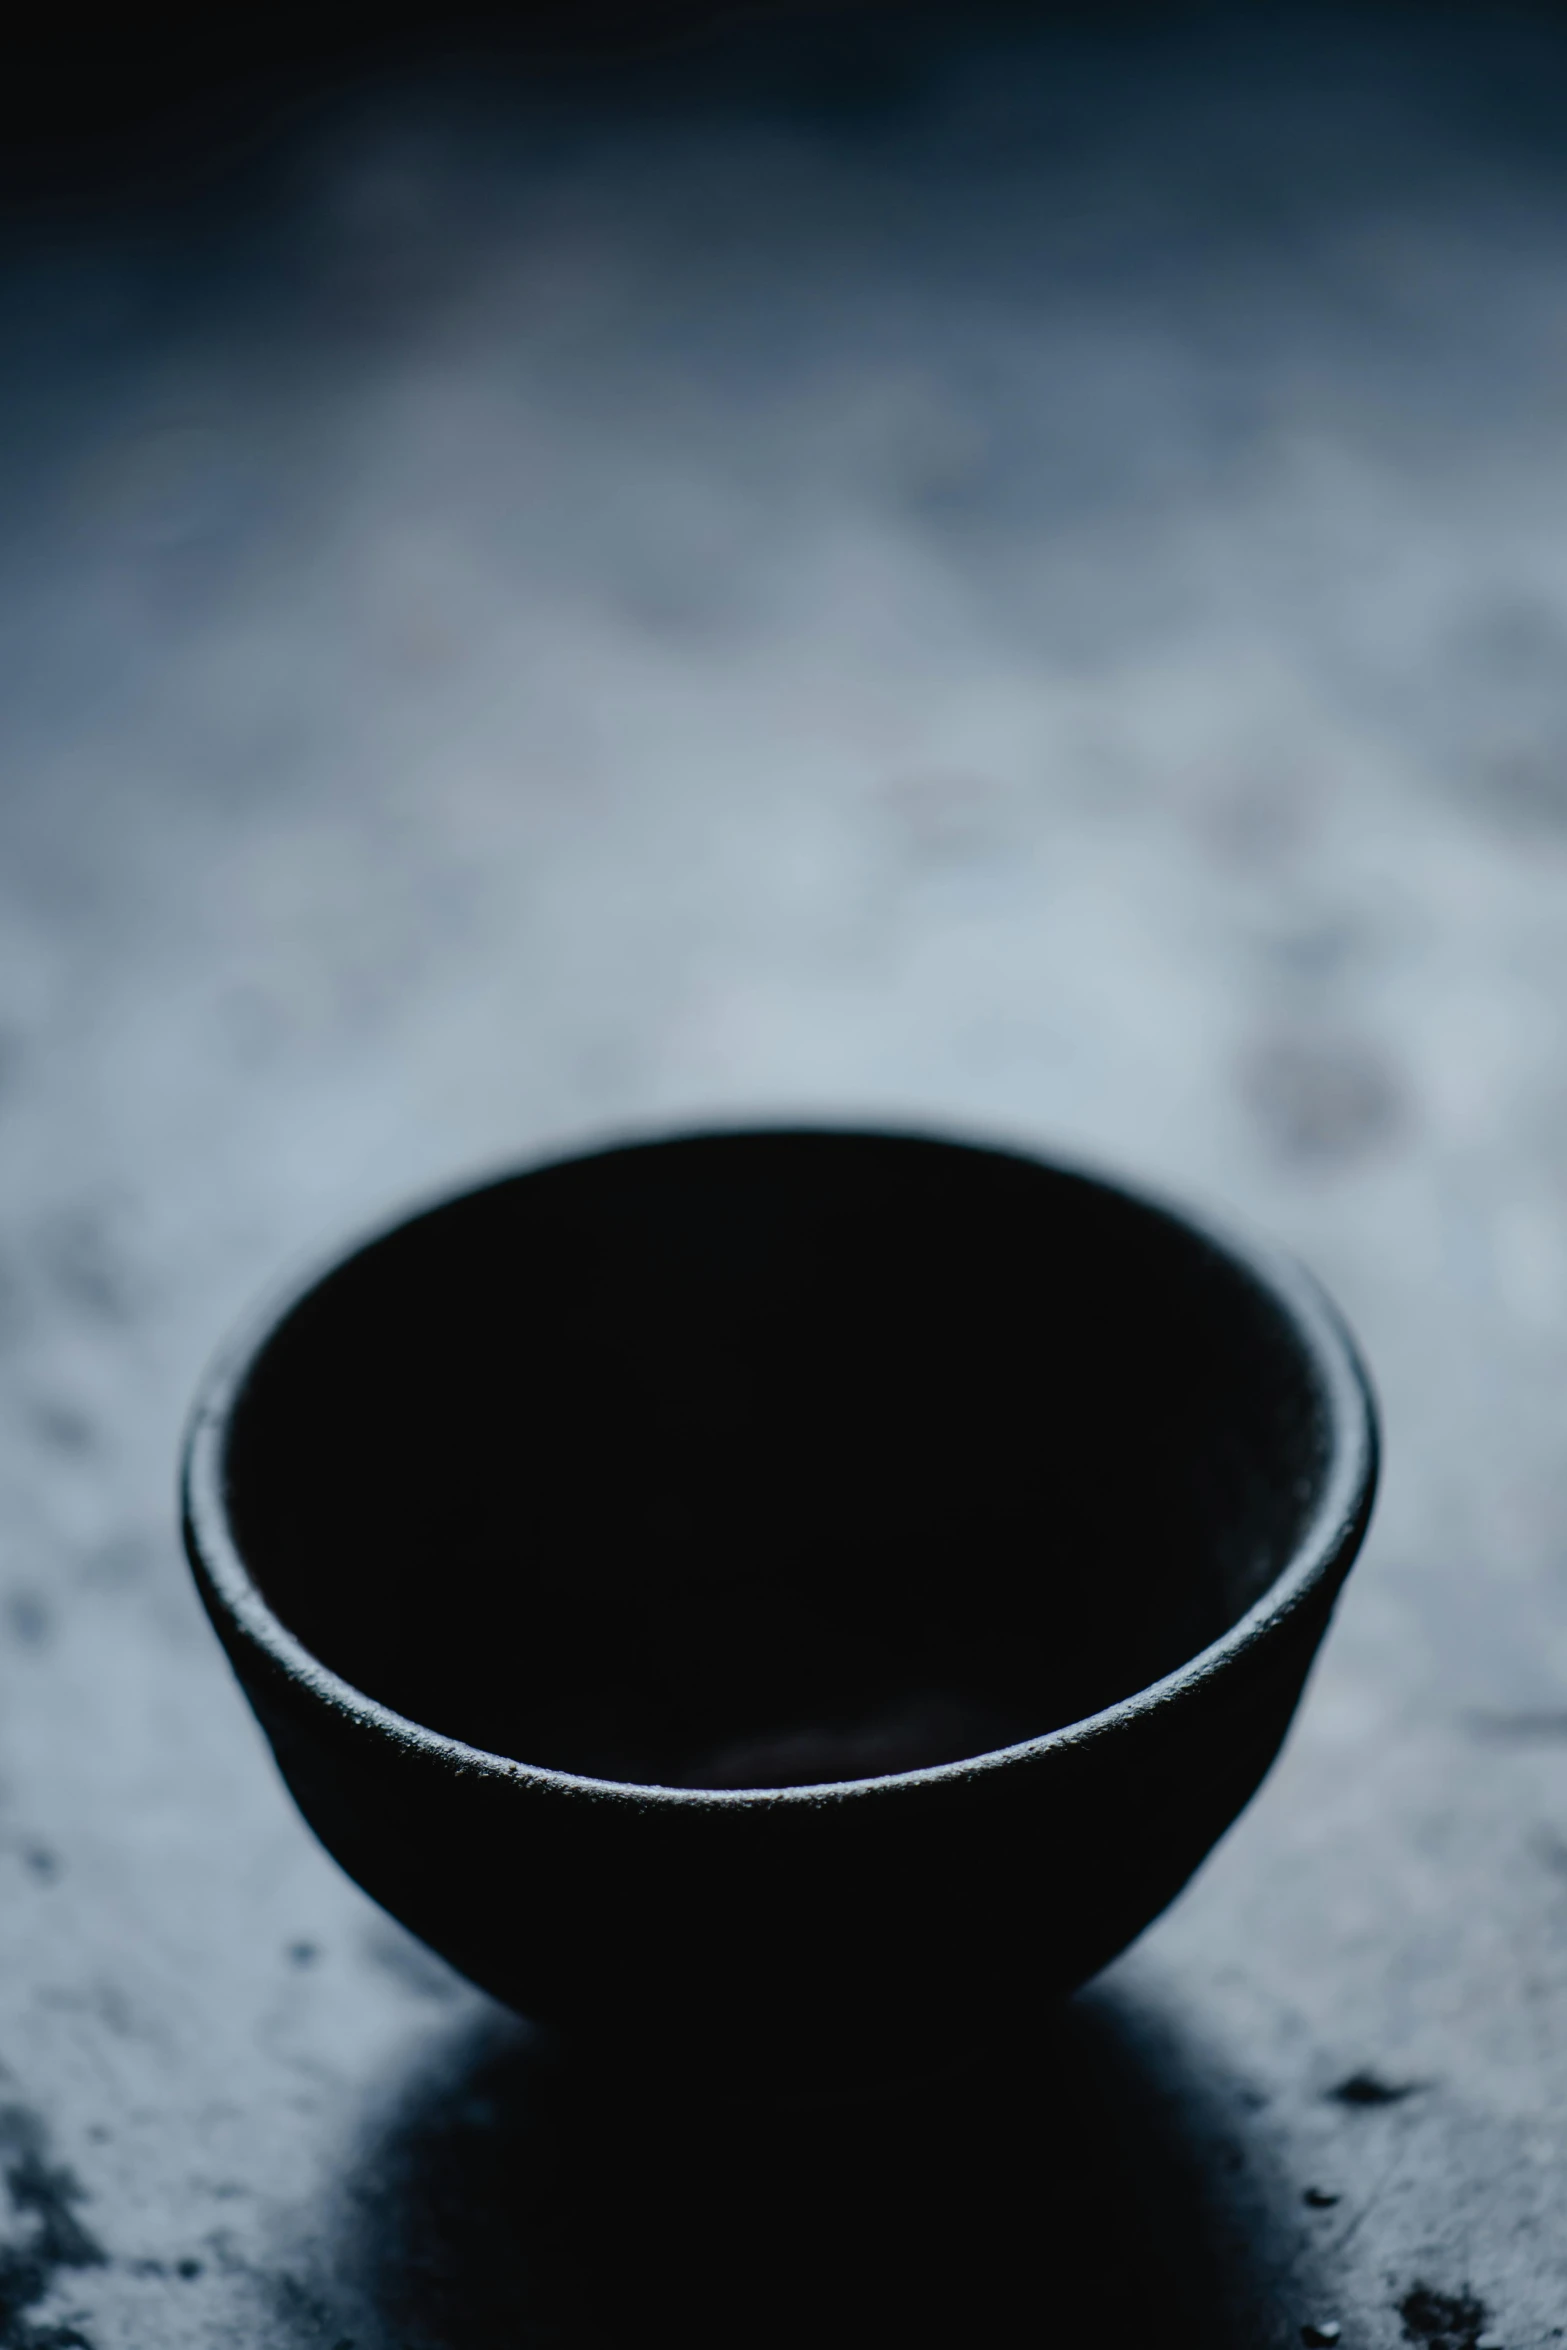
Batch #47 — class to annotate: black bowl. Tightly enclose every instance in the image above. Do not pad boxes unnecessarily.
[182,1126,1377,2094]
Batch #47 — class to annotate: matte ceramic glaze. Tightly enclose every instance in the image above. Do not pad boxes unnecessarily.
[182,1127,1377,2092]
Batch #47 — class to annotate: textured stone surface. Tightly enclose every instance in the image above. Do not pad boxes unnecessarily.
[0,4,1566,2343]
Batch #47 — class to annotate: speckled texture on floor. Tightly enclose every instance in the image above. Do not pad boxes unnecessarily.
[1,6,1565,2344]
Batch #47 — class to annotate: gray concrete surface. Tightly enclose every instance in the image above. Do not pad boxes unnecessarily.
[1,5,1566,2343]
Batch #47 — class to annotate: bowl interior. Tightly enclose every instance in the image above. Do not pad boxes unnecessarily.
[220,1131,1333,1789]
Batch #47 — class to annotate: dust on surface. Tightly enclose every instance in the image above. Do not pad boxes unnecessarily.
[0,2105,103,2350]
[1397,2282,1490,2350]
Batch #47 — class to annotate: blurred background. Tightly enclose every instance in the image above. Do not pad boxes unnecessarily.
[2,2,1567,2344]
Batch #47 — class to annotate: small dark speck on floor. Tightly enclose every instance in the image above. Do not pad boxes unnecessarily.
[26,1403,94,1457]
[1330,2071,1421,2106]
[1398,2283,1490,2350]
[1465,1711,1567,1742]
[4,1597,51,1651]
[176,2258,201,2279]
[1304,2186,1341,2207]
[41,1216,128,1328]
[23,1851,60,1886]
[1530,1829,1567,1879]
[1239,1031,1406,1168]
[286,1942,319,1968]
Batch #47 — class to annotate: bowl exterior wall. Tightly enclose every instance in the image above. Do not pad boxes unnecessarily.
[190,1538,1352,2093]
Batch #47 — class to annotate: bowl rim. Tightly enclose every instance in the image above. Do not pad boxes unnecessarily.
[181,1120,1379,1810]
